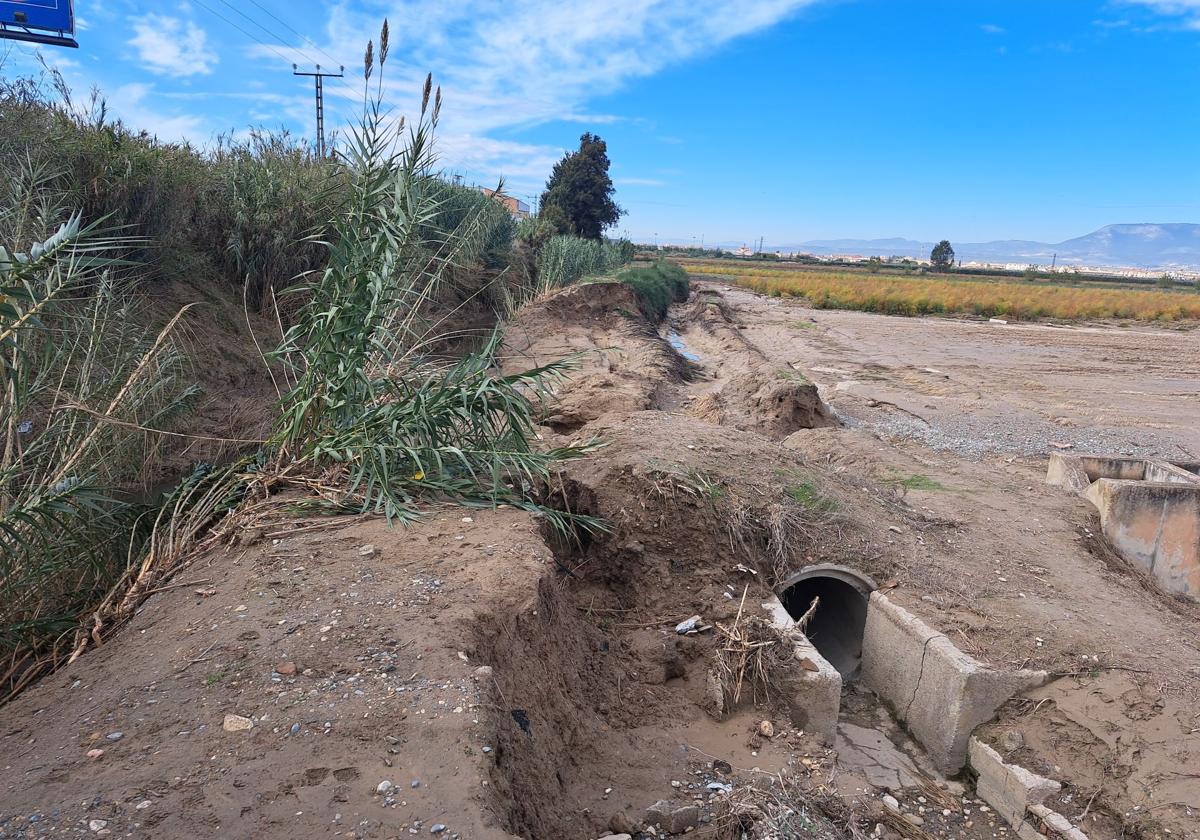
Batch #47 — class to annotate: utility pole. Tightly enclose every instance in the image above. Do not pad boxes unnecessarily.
[293,64,344,157]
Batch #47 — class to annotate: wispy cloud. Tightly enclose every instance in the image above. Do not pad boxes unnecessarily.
[616,177,666,187]
[980,23,1005,34]
[128,14,218,78]
[1122,0,1200,29]
[246,0,821,191]
[107,83,209,142]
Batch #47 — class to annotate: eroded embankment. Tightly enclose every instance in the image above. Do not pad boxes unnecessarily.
[671,289,836,438]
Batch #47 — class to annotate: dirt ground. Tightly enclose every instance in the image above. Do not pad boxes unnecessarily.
[1,274,1198,840]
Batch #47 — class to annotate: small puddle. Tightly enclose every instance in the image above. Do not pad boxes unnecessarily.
[666,330,700,362]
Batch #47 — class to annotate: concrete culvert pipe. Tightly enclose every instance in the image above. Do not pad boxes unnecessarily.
[778,565,877,681]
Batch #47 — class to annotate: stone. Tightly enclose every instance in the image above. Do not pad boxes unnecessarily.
[275,662,298,676]
[608,811,637,834]
[430,825,446,834]
[598,836,632,840]
[882,795,900,812]
[757,720,774,738]
[675,615,702,634]
[473,666,494,680]
[903,814,925,827]
[88,820,108,832]
[86,748,105,760]
[358,544,378,557]
[289,723,301,735]
[376,781,395,795]
[105,731,123,741]
[645,800,673,827]
[222,714,254,732]
[668,805,701,833]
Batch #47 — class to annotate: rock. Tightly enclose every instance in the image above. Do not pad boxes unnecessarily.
[86,748,105,760]
[1000,730,1024,753]
[903,814,925,827]
[645,799,673,827]
[473,665,494,680]
[758,720,774,738]
[289,723,301,735]
[222,714,253,732]
[598,835,632,840]
[105,731,123,741]
[376,781,395,795]
[430,825,446,834]
[706,782,732,794]
[358,544,378,557]
[712,759,733,775]
[882,794,900,812]
[88,820,108,832]
[608,811,637,834]
[410,779,421,788]
[675,615,702,634]
[275,662,297,676]
[668,805,701,833]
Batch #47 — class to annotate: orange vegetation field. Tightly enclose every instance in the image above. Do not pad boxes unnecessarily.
[680,260,1200,322]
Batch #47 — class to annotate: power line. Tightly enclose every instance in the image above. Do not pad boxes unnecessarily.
[189,0,358,133]
[243,0,344,68]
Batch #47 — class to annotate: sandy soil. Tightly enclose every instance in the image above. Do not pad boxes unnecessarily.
[2,275,1197,840]
[698,281,1200,459]
[679,279,1200,839]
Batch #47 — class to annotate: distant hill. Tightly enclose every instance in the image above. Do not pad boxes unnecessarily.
[774,224,1200,269]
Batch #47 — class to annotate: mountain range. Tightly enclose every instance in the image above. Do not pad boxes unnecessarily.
[777,223,1200,270]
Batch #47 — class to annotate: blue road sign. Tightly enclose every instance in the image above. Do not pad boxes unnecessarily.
[0,0,78,48]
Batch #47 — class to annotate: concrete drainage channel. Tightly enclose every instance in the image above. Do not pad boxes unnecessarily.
[769,564,1093,840]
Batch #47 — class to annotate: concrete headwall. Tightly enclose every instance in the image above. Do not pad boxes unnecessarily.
[1085,479,1200,598]
[760,598,842,743]
[861,593,1047,773]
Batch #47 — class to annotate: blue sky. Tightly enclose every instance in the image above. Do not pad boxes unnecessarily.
[3,0,1199,245]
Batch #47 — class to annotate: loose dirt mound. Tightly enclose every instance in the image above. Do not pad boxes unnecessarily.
[671,291,835,438]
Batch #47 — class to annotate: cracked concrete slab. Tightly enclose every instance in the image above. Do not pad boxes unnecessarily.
[862,593,1048,772]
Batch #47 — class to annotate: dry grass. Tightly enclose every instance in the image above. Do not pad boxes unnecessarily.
[681,260,1200,322]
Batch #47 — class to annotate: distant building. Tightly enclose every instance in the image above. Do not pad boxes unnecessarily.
[734,246,754,257]
[479,188,530,219]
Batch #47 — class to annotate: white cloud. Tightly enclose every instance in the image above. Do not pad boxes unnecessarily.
[247,0,821,191]
[980,23,1005,34]
[616,177,666,187]
[1123,0,1200,28]
[107,83,209,143]
[129,14,217,77]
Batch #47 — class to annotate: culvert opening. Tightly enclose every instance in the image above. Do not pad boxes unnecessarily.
[779,565,876,681]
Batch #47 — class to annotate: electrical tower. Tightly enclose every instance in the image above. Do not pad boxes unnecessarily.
[293,64,344,157]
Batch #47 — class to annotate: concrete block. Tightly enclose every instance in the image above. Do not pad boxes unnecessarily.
[762,598,842,743]
[1087,478,1200,598]
[863,595,1047,773]
[969,738,1061,828]
[1029,804,1091,840]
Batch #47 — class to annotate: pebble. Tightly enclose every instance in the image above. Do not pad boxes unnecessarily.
[105,732,123,742]
[289,723,301,735]
[411,780,421,789]
[882,794,900,812]
[222,714,253,732]
[377,781,395,795]
[86,748,105,760]
[430,825,446,834]
[88,820,108,832]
